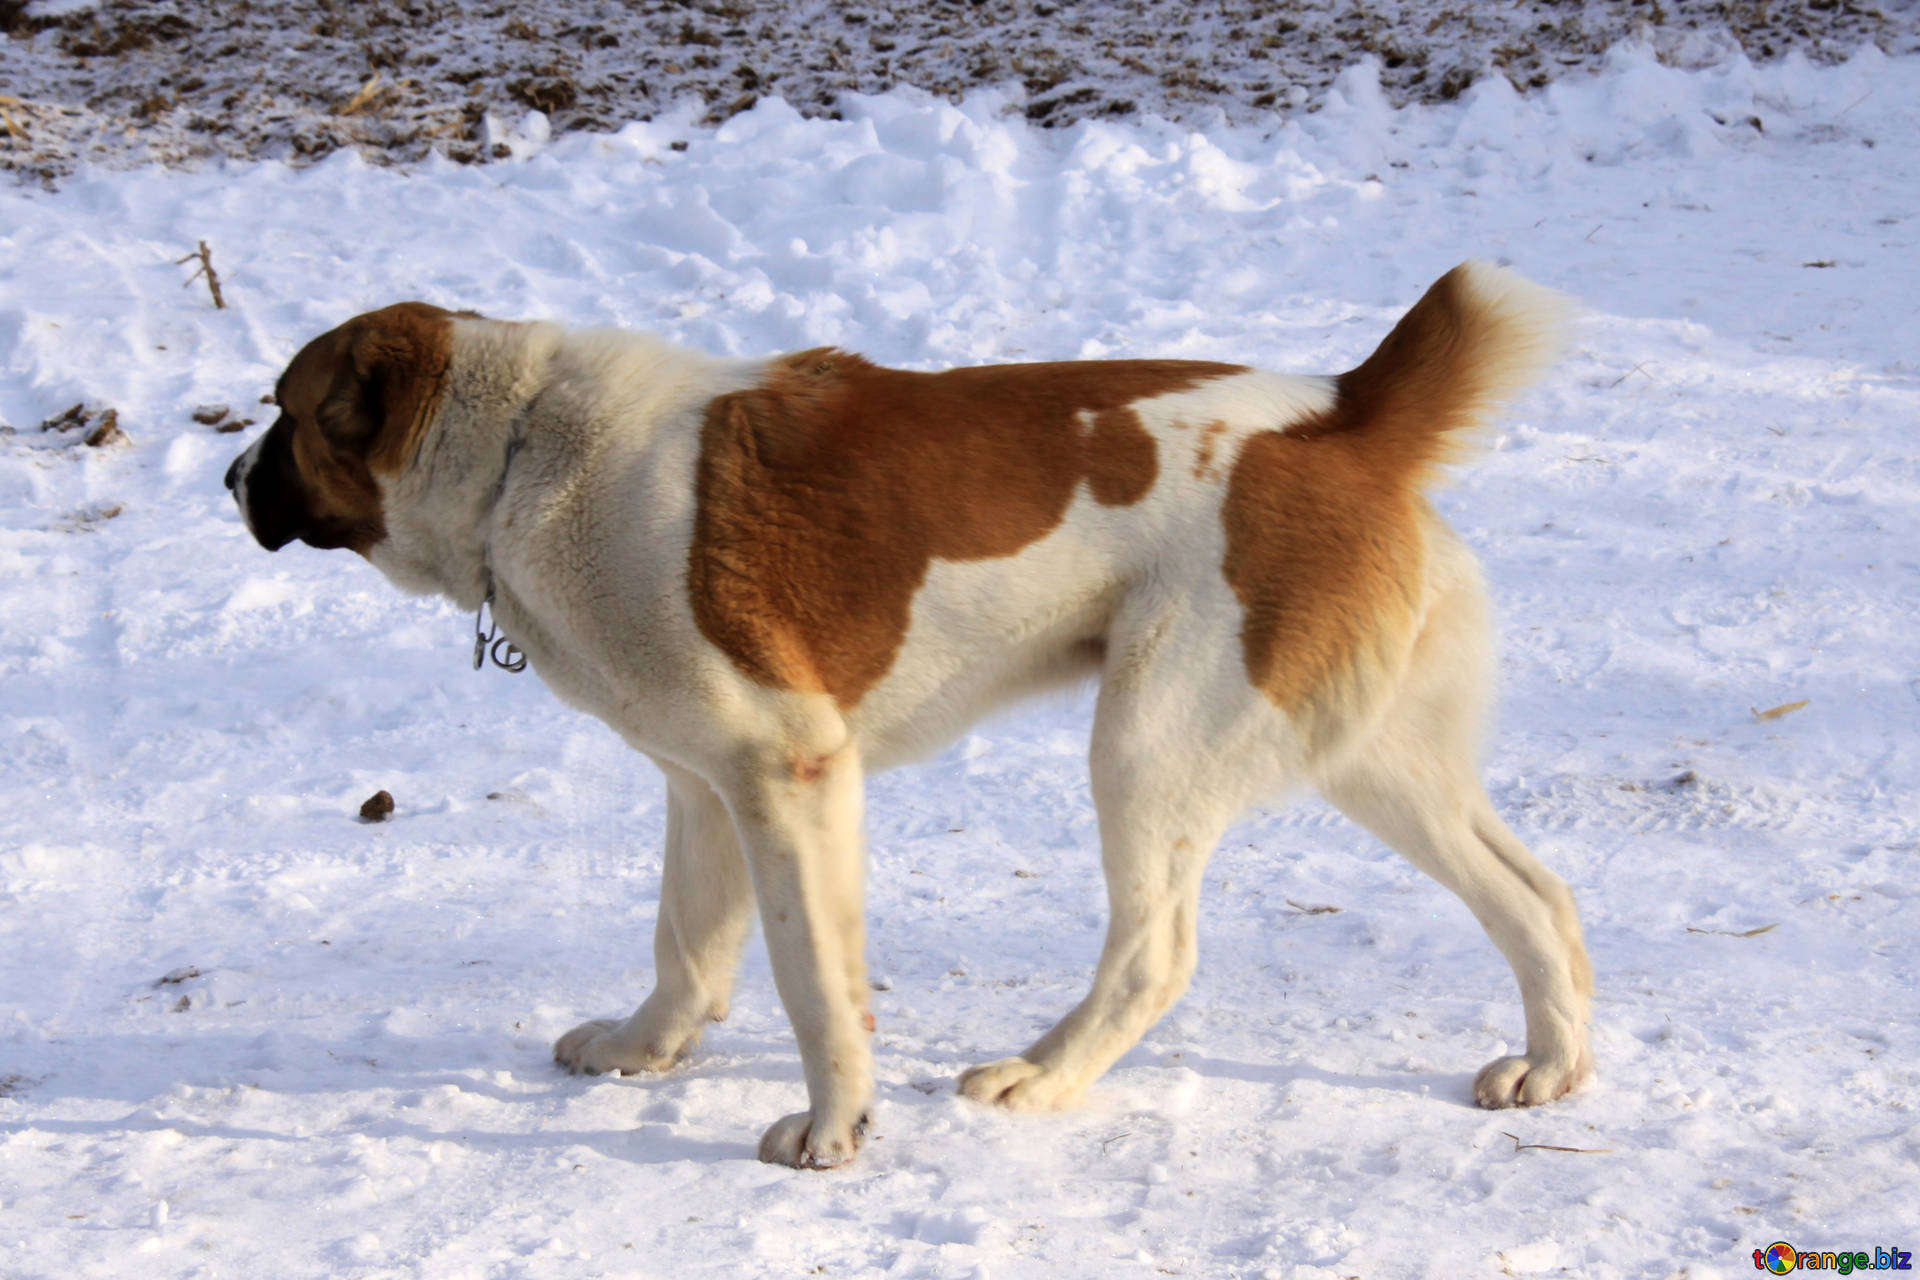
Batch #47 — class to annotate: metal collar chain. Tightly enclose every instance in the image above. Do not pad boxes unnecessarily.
[472,429,530,675]
[473,593,528,673]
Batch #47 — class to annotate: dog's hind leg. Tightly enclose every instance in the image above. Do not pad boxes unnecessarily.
[555,763,755,1076]
[959,612,1251,1112]
[1317,567,1593,1107]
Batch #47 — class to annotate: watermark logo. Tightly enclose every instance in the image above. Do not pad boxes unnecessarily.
[1753,1242,1913,1274]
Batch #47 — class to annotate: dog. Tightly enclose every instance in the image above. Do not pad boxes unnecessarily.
[225,261,1593,1169]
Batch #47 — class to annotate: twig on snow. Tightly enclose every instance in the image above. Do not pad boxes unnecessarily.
[1685,923,1778,938]
[1501,1131,1613,1154]
[1837,88,1875,116]
[176,240,226,309]
[1751,699,1808,722]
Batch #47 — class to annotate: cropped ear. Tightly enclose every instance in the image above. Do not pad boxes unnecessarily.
[313,302,456,474]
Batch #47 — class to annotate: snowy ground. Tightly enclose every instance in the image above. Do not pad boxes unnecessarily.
[3,0,1916,181]
[3,41,1918,1280]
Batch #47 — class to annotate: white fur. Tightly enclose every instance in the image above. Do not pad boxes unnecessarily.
[227,431,267,540]
[358,265,1592,1168]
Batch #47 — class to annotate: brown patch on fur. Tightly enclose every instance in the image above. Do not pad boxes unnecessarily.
[1221,267,1510,740]
[1192,419,1230,480]
[691,351,1244,707]
[1267,266,1511,486]
[861,1011,876,1033]
[1083,406,1157,505]
[1220,433,1424,748]
[789,752,832,783]
[268,302,456,554]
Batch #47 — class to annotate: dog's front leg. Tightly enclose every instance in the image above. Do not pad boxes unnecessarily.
[555,764,755,1075]
[726,740,873,1169]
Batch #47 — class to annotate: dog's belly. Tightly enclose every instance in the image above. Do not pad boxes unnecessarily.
[845,527,1130,770]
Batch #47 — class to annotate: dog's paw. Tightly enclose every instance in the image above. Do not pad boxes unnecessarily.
[757,1110,867,1169]
[1473,1050,1591,1108]
[956,1057,1087,1111]
[553,1019,680,1076]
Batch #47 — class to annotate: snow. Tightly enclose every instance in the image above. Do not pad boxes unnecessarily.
[3,43,1917,1279]
[7,0,1912,181]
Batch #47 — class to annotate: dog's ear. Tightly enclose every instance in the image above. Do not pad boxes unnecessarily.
[306,325,378,450]
[310,302,455,473]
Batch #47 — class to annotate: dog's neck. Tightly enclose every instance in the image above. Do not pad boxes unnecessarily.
[368,318,565,608]
[368,321,764,611]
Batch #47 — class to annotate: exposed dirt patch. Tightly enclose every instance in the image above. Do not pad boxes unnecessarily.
[1,0,1910,184]
[36,401,128,447]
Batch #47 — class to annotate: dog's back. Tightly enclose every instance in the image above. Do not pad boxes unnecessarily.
[678,262,1570,776]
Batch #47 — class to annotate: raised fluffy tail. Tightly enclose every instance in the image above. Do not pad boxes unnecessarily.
[1317,261,1571,486]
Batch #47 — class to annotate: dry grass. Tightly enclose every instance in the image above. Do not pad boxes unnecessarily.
[1,0,1912,183]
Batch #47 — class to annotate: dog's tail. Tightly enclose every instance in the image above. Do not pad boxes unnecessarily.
[1313,261,1571,488]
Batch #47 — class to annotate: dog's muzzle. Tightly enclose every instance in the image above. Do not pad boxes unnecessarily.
[224,423,304,551]
[223,450,248,494]
[224,432,263,539]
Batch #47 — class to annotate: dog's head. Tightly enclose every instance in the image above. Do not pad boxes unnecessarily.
[225,302,456,555]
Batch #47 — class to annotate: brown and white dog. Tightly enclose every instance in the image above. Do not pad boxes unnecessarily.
[225,262,1593,1168]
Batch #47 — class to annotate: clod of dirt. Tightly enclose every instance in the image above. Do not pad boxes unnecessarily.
[82,409,127,448]
[359,790,396,822]
[156,965,202,985]
[191,403,230,424]
[43,403,130,447]
[38,403,87,432]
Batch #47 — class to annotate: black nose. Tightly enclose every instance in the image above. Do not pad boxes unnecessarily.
[224,455,242,491]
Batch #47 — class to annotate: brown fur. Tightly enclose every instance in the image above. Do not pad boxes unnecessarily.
[1281,265,1506,484]
[689,351,1245,707]
[1220,433,1425,749]
[270,302,456,554]
[1191,419,1230,480]
[1221,265,1506,741]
